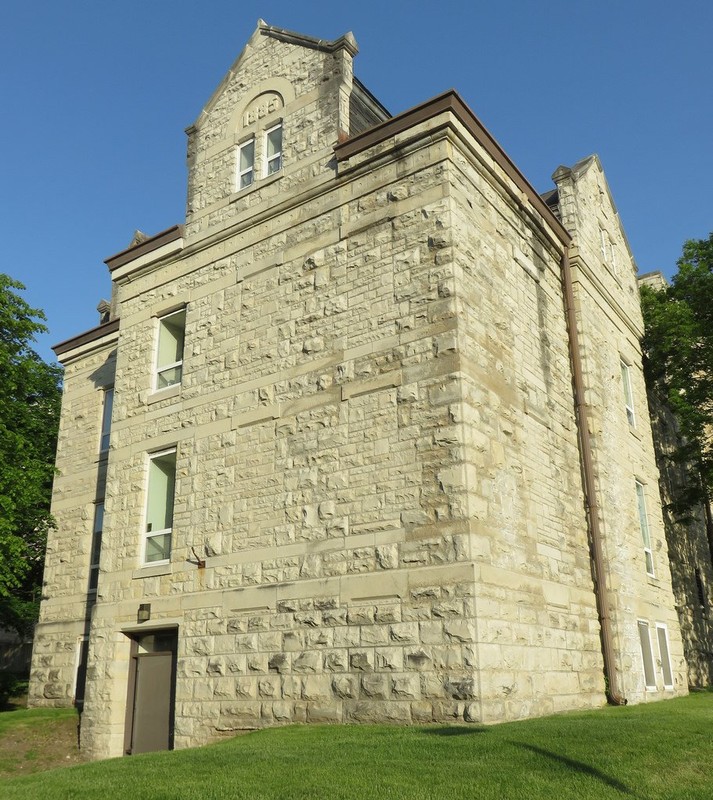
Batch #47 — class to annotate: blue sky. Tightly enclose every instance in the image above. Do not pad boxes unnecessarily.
[3,1,711,363]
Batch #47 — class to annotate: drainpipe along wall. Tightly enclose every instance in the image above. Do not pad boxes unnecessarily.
[560,249,627,706]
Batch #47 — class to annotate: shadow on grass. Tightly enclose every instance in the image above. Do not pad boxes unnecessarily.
[0,697,27,713]
[421,726,487,736]
[511,742,635,796]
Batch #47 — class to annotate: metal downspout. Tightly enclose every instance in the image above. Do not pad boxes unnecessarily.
[560,249,627,706]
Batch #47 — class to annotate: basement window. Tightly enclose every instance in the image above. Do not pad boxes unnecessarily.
[656,623,674,689]
[143,449,176,565]
[638,620,657,690]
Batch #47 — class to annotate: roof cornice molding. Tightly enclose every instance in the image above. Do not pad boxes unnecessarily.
[335,90,570,246]
[259,20,358,57]
[53,318,120,359]
[105,225,184,272]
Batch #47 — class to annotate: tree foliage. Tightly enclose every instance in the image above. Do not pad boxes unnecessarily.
[640,233,713,508]
[0,275,62,636]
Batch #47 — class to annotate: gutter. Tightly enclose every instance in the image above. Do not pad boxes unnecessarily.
[560,249,627,706]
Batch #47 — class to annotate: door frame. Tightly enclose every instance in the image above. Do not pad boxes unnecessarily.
[123,626,178,755]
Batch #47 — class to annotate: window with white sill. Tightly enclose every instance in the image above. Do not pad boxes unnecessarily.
[155,309,185,390]
[143,448,176,564]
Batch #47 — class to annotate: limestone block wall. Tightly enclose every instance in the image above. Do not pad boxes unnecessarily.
[447,142,605,719]
[554,158,687,700]
[33,23,696,759]
[29,340,116,706]
[81,131,489,758]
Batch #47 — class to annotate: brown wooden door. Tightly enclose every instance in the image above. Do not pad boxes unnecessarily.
[126,631,177,754]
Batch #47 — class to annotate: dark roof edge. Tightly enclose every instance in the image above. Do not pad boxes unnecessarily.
[334,90,570,246]
[53,318,120,358]
[105,224,184,272]
[352,76,391,119]
[260,21,358,57]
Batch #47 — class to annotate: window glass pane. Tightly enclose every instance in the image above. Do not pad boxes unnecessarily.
[90,530,103,565]
[657,626,673,687]
[145,532,171,563]
[93,503,104,535]
[157,365,183,389]
[266,124,282,175]
[100,388,114,451]
[157,311,185,368]
[89,502,103,593]
[239,140,254,172]
[638,621,656,688]
[146,451,176,534]
[266,126,282,158]
[620,362,635,426]
[239,139,255,188]
[156,310,185,389]
[636,481,654,575]
[137,632,176,654]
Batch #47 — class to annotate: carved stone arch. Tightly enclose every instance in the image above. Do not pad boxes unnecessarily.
[229,77,295,134]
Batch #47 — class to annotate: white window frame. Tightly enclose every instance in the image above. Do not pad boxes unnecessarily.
[142,448,177,566]
[264,122,282,177]
[620,361,635,427]
[155,308,186,391]
[88,501,104,594]
[655,623,674,689]
[99,387,114,452]
[638,620,657,690]
[237,136,255,190]
[636,480,655,577]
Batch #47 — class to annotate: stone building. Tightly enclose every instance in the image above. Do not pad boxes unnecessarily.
[29,22,704,759]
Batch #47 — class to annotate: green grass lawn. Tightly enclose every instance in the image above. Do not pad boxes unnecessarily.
[2,693,713,799]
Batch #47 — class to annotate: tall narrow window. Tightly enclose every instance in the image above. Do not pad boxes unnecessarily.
[638,620,657,689]
[156,309,185,390]
[656,624,674,688]
[636,480,655,576]
[620,361,635,427]
[88,502,103,594]
[265,122,282,176]
[237,137,255,189]
[695,567,708,611]
[144,449,176,564]
[100,387,114,452]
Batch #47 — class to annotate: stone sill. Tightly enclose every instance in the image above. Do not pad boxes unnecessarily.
[229,171,282,202]
[132,563,172,579]
[628,424,642,441]
[147,384,181,405]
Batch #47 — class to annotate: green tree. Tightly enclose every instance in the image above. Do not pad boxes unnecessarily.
[0,275,62,637]
[640,233,713,511]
